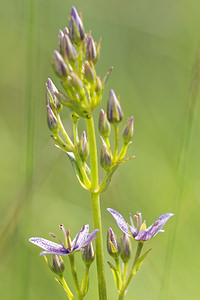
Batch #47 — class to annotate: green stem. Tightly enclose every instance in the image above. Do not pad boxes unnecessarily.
[60,276,76,300]
[69,255,83,300]
[81,265,90,296]
[57,115,74,147]
[113,125,119,162]
[86,117,107,300]
[122,262,128,286]
[119,242,143,300]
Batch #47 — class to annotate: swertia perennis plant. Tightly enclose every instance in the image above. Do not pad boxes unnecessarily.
[29,6,173,300]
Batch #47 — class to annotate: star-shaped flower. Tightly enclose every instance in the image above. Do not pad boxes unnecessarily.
[107,208,173,242]
[29,224,99,256]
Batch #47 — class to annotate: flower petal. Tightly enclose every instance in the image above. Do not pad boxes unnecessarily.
[71,224,89,250]
[107,208,135,236]
[135,213,174,241]
[29,237,68,255]
[80,229,99,248]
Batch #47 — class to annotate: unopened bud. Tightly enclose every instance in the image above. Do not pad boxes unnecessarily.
[46,78,62,111]
[107,227,120,258]
[63,34,77,62]
[107,89,123,124]
[122,116,134,144]
[99,109,110,138]
[52,50,69,77]
[82,242,95,266]
[84,61,96,84]
[69,6,85,43]
[58,30,64,55]
[100,139,112,170]
[47,105,59,133]
[69,71,83,92]
[95,76,102,95]
[50,255,65,276]
[78,131,89,162]
[86,35,97,63]
[120,233,131,263]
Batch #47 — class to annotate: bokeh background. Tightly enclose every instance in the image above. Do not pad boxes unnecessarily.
[1,0,200,299]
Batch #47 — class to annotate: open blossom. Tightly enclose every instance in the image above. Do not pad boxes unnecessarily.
[107,208,173,242]
[29,224,98,256]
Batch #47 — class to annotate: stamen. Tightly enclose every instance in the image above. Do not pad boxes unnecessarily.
[49,232,67,249]
[66,230,72,251]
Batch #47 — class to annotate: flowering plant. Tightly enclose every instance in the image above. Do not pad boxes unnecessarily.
[29,6,173,300]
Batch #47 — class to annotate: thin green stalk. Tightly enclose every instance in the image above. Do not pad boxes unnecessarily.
[81,265,90,296]
[57,115,74,147]
[113,125,119,162]
[119,242,143,300]
[122,262,128,286]
[60,276,76,300]
[86,116,107,300]
[69,255,83,300]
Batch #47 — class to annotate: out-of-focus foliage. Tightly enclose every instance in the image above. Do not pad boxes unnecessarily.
[0,0,200,299]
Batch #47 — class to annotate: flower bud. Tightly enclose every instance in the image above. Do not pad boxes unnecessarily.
[98,109,110,138]
[52,50,69,77]
[50,255,65,276]
[82,242,95,266]
[120,233,131,263]
[122,116,134,144]
[46,78,62,111]
[63,34,77,62]
[107,89,123,124]
[84,61,96,84]
[107,227,120,258]
[68,71,83,93]
[78,131,89,162]
[58,30,64,55]
[95,76,102,95]
[47,105,59,133]
[100,139,112,170]
[69,6,85,43]
[86,35,97,63]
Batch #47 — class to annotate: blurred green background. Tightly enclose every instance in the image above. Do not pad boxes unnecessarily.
[0,0,200,299]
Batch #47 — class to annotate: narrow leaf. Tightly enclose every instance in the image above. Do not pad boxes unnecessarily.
[107,261,122,291]
[132,248,152,276]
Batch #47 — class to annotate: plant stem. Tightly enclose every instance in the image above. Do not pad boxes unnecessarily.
[113,125,119,162]
[86,116,107,300]
[119,242,143,300]
[60,276,76,300]
[69,254,83,300]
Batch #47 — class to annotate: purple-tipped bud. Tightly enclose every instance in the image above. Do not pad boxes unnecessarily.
[120,233,131,263]
[52,50,69,77]
[122,116,134,144]
[107,227,120,258]
[99,109,110,138]
[82,242,95,266]
[47,105,59,133]
[69,71,83,92]
[69,7,85,43]
[63,34,77,62]
[86,35,97,63]
[78,131,89,162]
[100,139,112,170]
[46,78,62,111]
[84,61,96,84]
[107,89,123,124]
[50,255,65,276]
[64,27,69,35]
[58,30,64,55]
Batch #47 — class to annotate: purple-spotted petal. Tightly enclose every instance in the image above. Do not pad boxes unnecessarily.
[29,237,68,255]
[107,208,133,236]
[80,229,99,248]
[71,224,89,250]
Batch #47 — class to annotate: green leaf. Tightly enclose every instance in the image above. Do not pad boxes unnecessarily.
[97,156,135,193]
[132,248,152,276]
[107,261,122,291]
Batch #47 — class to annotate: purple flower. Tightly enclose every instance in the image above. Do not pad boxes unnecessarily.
[107,208,173,242]
[29,224,99,256]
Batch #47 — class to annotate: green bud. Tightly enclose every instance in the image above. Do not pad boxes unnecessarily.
[50,255,65,276]
[122,116,134,144]
[98,109,110,138]
[82,242,95,266]
[84,61,96,84]
[107,89,123,124]
[107,227,120,258]
[47,105,59,133]
[78,131,89,162]
[63,34,77,62]
[68,71,83,93]
[120,233,132,263]
[95,76,102,95]
[46,78,62,112]
[100,139,112,170]
[52,50,69,78]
